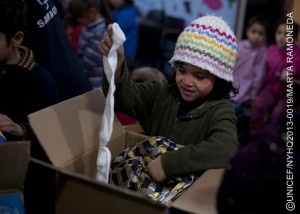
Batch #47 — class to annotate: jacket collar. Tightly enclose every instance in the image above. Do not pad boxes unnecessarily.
[16,46,35,70]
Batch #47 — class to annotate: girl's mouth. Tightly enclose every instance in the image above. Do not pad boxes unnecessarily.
[181,87,194,96]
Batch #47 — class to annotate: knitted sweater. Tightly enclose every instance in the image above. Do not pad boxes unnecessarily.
[103,63,239,177]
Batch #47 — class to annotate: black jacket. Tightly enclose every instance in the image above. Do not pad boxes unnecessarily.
[24,0,93,100]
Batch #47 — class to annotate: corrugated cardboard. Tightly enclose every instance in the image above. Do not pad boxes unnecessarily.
[0,141,30,213]
[28,89,224,214]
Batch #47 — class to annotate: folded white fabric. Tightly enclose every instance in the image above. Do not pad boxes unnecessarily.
[96,23,126,183]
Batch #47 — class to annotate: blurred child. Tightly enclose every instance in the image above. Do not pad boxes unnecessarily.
[249,17,300,139]
[116,66,166,126]
[0,0,61,213]
[69,0,111,88]
[131,66,167,83]
[230,15,269,119]
[109,0,138,69]
[100,15,239,183]
[229,15,269,145]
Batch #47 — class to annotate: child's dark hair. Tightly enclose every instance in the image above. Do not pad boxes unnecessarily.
[0,0,28,43]
[210,77,239,100]
[68,0,112,25]
[274,17,299,39]
[247,15,269,32]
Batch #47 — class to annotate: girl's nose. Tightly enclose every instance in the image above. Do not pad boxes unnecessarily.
[182,75,193,85]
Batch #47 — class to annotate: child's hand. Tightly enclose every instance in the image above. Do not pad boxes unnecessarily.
[0,114,24,138]
[99,24,125,79]
[145,155,166,183]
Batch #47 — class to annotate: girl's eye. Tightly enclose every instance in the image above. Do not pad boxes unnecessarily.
[177,67,185,73]
[195,75,205,80]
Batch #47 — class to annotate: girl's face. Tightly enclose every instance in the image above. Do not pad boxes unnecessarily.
[275,23,287,48]
[246,23,267,47]
[175,63,215,102]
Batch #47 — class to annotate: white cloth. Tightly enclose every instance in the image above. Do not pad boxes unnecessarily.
[96,23,126,183]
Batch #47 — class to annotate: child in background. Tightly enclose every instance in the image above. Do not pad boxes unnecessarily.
[100,15,239,183]
[0,0,61,213]
[68,0,111,88]
[116,66,166,126]
[131,66,167,83]
[109,0,138,69]
[230,15,269,120]
[249,17,300,140]
[230,15,269,146]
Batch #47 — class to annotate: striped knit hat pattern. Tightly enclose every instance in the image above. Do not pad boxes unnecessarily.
[169,15,237,81]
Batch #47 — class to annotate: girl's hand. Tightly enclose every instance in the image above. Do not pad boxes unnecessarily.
[99,24,125,79]
[145,155,166,183]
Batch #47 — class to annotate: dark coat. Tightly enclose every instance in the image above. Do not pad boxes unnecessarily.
[24,0,93,100]
[0,62,60,214]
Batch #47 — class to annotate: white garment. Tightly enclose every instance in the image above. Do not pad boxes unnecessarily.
[96,23,126,183]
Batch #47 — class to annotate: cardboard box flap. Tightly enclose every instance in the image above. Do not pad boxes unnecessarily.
[0,141,30,191]
[30,158,167,214]
[55,167,167,214]
[171,168,225,214]
[28,89,124,168]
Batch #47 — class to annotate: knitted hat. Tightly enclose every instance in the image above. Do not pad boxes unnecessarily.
[169,15,237,81]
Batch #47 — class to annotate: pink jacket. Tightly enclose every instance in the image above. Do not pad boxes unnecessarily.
[265,44,300,96]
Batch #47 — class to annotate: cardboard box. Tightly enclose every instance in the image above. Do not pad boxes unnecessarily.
[28,89,225,214]
[0,141,30,214]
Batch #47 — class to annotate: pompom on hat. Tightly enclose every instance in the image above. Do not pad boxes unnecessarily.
[169,15,238,82]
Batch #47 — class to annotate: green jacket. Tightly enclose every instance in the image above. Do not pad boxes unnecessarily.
[103,64,239,177]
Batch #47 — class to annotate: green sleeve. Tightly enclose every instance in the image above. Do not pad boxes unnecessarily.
[162,104,239,177]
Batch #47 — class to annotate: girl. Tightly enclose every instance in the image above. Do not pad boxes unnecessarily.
[68,0,111,88]
[100,15,239,183]
[249,18,300,139]
[230,15,269,115]
[230,15,269,146]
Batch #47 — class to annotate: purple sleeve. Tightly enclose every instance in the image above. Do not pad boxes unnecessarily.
[251,46,267,97]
